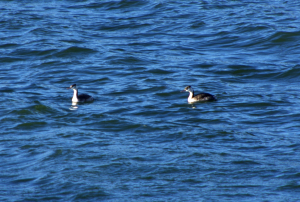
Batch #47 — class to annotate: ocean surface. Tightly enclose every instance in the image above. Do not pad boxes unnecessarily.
[1,0,300,201]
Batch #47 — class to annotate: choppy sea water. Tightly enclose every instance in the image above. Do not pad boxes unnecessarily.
[1,1,300,201]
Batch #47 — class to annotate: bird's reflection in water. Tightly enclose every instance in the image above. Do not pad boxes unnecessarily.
[69,102,79,110]
[189,103,197,109]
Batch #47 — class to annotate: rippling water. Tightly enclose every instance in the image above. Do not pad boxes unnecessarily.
[1,1,300,201]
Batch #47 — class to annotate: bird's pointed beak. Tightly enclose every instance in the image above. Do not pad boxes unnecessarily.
[180,90,186,92]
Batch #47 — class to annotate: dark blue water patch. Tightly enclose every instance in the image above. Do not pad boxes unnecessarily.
[104,0,149,11]
[54,46,96,58]
[32,104,58,114]
[189,20,206,30]
[67,2,109,10]
[148,68,174,75]
[0,86,15,93]
[11,177,36,184]
[209,34,242,48]
[234,23,271,34]
[277,181,300,191]
[202,1,247,10]
[95,19,153,32]
[212,63,292,82]
[29,27,63,36]
[0,43,19,49]
[270,31,300,44]
[191,63,215,70]
[226,64,258,76]
[9,48,58,59]
[239,35,274,49]
[10,109,33,116]
[97,22,138,32]
[84,119,141,132]
[59,39,86,45]
[14,121,47,130]
[0,56,25,63]
[273,65,300,80]
[106,55,151,66]
[73,189,110,201]
[85,76,112,85]
[68,0,148,11]
[231,160,261,165]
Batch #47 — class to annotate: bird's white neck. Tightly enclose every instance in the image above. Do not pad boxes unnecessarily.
[188,90,194,102]
[72,89,79,102]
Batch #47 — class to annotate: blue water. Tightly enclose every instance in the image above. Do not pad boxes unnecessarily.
[1,1,300,201]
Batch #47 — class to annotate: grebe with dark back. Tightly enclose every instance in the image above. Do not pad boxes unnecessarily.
[182,85,216,102]
[67,84,94,102]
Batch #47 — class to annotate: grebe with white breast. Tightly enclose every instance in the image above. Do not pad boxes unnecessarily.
[67,84,94,102]
[182,85,216,102]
